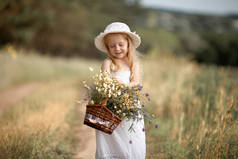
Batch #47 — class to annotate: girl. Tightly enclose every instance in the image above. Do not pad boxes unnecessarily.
[94,22,146,159]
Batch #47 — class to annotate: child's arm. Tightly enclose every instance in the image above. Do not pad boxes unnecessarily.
[128,61,142,88]
[101,58,112,72]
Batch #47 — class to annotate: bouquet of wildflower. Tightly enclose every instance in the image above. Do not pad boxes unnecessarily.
[82,69,154,132]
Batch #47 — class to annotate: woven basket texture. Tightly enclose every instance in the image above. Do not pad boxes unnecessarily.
[84,104,122,134]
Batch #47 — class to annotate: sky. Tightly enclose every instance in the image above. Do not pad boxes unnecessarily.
[141,0,238,15]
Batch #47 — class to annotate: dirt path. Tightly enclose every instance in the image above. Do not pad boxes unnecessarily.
[0,83,41,109]
[0,83,96,159]
[73,101,96,159]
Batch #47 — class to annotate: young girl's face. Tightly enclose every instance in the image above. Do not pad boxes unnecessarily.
[105,33,128,60]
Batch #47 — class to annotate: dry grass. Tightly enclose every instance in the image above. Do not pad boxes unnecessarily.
[143,55,238,159]
[0,49,237,159]
[0,50,100,159]
[0,48,100,91]
[0,81,80,159]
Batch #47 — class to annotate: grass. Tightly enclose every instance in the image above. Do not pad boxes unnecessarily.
[0,48,100,91]
[0,48,101,159]
[0,48,237,159]
[0,81,77,158]
[143,55,238,159]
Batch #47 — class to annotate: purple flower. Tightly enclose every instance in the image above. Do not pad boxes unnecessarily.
[145,93,150,97]
[144,114,147,118]
[149,120,152,124]
[155,124,158,128]
[129,140,132,144]
[142,104,145,107]
[142,128,145,132]
[138,86,143,91]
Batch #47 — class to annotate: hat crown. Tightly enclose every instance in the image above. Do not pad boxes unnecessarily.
[95,22,141,53]
[104,22,131,33]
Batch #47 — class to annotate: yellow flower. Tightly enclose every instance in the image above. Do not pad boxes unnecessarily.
[113,93,117,97]
[76,100,81,104]
[103,83,107,88]
[7,45,18,59]
[89,100,94,104]
[118,91,121,96]
[89,67,94,72]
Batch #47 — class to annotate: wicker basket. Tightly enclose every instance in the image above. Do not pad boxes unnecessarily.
[83,99,122,134]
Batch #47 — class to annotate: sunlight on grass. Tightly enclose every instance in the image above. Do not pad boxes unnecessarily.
[0,50,101,158]
[0,80,80,159]
[0,49,237,159]
[142,55,238,159]
[0,49,100,91]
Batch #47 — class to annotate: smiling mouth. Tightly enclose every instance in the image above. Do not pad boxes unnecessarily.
[112,53,123,58]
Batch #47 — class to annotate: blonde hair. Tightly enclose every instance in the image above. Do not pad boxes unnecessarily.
[104,33,140,82]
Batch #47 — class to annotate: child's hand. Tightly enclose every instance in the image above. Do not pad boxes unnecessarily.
[128,81,141,88]
[115,80,133,89]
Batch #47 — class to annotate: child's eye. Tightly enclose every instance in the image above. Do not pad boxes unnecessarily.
[110,45,115,48]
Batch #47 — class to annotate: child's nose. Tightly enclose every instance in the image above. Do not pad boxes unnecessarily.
[115,45,120,50]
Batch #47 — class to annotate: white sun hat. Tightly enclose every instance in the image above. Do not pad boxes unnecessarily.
[94,22,141,53]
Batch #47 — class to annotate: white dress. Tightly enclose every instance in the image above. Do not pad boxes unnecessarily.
[95,71,146,159]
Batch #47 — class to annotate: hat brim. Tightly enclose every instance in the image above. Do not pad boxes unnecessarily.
[94,31,141,53]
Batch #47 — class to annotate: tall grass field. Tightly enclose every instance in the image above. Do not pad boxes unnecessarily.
[0,48,237,159]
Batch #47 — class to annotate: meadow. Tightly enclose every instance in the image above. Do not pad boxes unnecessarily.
[0,48,237,159]
[0,48,100,159]
[143,55,238,159]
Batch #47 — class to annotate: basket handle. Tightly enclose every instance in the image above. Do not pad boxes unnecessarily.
[102,96,108,106]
